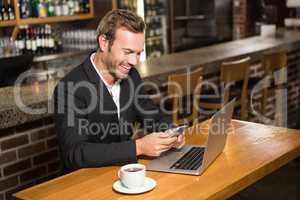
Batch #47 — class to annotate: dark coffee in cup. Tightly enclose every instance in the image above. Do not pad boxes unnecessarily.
[124,167,143,172]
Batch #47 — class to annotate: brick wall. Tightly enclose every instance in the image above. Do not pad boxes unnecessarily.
[233,0,259,39]
[233,0,248,39]
[287,48,300,128]
[0,118,61,200]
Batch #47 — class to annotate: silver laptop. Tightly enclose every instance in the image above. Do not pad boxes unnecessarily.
[146,99,235,175]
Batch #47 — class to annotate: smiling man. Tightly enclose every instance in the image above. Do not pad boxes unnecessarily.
[54,9,184,172]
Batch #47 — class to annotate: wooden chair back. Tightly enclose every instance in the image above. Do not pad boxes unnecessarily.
[168,69,202,125]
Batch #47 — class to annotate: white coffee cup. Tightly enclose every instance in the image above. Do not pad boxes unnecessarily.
[118,163,146,189]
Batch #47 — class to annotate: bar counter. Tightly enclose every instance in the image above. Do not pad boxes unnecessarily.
[1,30,300,130]
[0,81,57,129]
[138,30,300,79]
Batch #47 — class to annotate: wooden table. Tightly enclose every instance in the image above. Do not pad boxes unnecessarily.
[13,120,300,200]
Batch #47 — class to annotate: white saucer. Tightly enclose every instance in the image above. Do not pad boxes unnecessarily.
[113,177,156,194]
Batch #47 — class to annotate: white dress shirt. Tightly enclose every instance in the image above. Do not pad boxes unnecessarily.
[90,53,120,119]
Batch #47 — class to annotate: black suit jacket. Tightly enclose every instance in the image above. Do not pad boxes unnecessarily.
[54,56,166,171]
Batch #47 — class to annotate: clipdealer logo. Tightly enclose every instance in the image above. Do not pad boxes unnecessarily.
[13,66,289,132]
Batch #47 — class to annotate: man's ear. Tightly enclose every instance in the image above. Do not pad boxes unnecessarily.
[98,34,108,52]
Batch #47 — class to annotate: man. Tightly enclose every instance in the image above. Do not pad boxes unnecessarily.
[54,9,185,171]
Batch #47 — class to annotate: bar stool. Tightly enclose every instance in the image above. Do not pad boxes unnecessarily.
[199,57,250,120]
[167,69,202,126]
[261,50,287,116]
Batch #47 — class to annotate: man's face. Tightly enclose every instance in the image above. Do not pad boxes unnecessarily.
[101,28,144,80]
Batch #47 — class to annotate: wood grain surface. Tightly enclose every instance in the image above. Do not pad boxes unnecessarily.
[13,120,300,200]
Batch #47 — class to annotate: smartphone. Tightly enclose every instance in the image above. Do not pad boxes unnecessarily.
[165,125,188,137]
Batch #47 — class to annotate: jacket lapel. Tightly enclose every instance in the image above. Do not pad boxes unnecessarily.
[119,78,134,140]
[82,55,134,140]
[82,56,118,120]
[119,79,130,120]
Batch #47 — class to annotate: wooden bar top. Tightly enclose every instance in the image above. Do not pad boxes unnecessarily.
[13,120,300,200]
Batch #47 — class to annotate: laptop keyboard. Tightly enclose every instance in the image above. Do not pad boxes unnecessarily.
[170,147,205,170]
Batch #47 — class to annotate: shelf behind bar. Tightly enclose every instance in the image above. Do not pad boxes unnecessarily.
[0,20,17,27]
[146,36,163,41]
[175,15,206,20]
[17,14,94,26]
[33,49,94,62]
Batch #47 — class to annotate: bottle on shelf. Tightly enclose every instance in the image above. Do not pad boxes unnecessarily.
[19,0,30,18]
[31,27,37,53]
[78,0,83,13]
[14,25,62,55]
[54,0,62,16]
[156,38,164,55]
[146,39,153,57]
[13,26,97,57]
[0,0,3,20]
[144,0,166,58]
[25,27,32,53]
[118,0,136,11]
[30,0,39,17]
[83,0,89,13]
[61,0,69,16]
[7,0,15,20]
[47,0,55,16]
[38,0,48,17]
[149,22,155,37]
[16,0,90,19]
[36,27,42,54]
[47,25,55,53]
[44,25,49,53]
[40,26,46,54]
[73,0,79,14]
[0,0,2,21]
[67,0,75,15]
[155,18,162,36]
[1,0,9,20]
[15,28,26,53]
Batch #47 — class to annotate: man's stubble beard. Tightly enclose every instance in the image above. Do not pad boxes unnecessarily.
[106,54,130,81]
[104,52,119,80]
[102,48,130,81]
[107,60,118,80]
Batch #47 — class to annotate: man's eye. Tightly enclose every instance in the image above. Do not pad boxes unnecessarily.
[124,51,131,55]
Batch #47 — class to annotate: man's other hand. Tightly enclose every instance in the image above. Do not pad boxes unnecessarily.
[172,133,185,149]
[135,132,178,157]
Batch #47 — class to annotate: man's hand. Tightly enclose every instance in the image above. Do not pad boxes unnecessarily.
[172,133,185,149]
[136,132,178,157]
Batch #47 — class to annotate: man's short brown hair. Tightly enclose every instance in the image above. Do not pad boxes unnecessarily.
[96,9,145,49]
